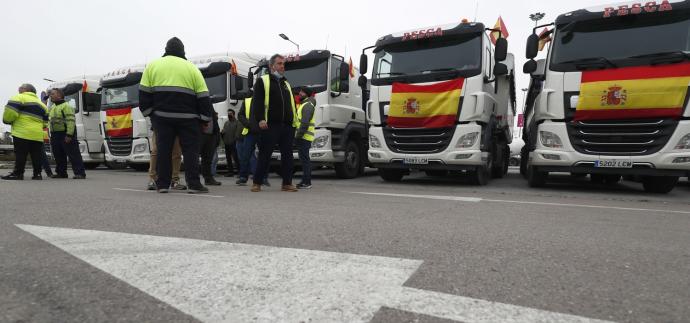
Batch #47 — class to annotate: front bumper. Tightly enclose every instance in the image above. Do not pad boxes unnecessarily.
[530,121,690,176]
[104,138,150,164]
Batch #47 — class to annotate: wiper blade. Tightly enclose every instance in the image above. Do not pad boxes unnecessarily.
[560,57,617,70]
[376,72,407,76]
[628,51,690,64]
[418,68,457,73]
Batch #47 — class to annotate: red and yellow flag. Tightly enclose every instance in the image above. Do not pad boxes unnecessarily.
[489,16,509,45]
[82,80,88,92]
[105,107,133,137]
[387,78,464,128]
[538,28,552,52]
[575,62,690,121]
[348,57,355,78]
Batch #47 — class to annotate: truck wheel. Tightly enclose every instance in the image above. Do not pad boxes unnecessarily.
[519,147,529,178]
[527,165,547,187]
[335,140,361,179]
[491,144,508,178]
[642,176,678,194]
[379,168,405,182]
[84,162,100,170]
[424,170,448,177]
[469,166,489,185]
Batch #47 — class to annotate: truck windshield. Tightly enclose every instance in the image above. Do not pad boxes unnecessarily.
[284,58,328,91]
[550,12,690,71]
[371,34,482,85]
[205,73,227,101]
[102,84,139,107]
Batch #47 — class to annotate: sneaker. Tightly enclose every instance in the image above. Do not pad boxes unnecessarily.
[281,184,298,192]
[250,184,261,192]
[205,177,222,186]
[188,185,209,194]
[297,183,312,189]
[236,178,248,186]
[31,175,42,180]
[73,174,86,179]
[157,188,169,193]
[170,181,187,190]
[50,174,69,179]
[1,173,23,180]
[147,180,157,190]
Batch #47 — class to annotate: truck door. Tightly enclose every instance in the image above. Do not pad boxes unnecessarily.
[81,91,103,153]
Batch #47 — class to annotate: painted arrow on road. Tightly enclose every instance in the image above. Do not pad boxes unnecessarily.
[17,224,611,323]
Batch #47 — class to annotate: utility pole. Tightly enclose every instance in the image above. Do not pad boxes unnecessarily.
[529,12,545,26]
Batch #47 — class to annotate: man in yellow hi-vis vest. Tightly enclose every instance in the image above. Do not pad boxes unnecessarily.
[295,87,316,189]
[236,97,269,186]
[249,54,299,192]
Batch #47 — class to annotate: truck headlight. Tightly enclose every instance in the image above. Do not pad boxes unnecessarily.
[675,134,690,150]
[312,135,329,149]
[456,132,479,148]
[369,134,381,148]
[133,143,148,153]
[540,131,563,148]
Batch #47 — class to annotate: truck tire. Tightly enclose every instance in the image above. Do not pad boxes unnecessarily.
[519,147,529,178]
[527,165,547,187]
[425,170,448,177]
[379,168,405,182]
[335,140,361,179]
[84,162,100,170]
[642,176,678,194]
[491,144,508,179]
[469,166,489,185]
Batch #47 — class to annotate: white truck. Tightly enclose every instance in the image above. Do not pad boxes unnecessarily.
[359,22,516,184]
[242,50,366,178]
[99,53,263,171]
[47,76,104,169]
[521,0,690,193]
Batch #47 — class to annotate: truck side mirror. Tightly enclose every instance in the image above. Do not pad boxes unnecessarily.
[358,75,368,88]
[339,62,349,82]
[493,63,508,76]
[247,71,254,90]
[494,38,508,62]
[523,59,537,74]
[526,34,539,59]
[359,53,368,74]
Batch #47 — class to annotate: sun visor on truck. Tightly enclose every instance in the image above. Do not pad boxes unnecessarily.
[555,0,690,26]
[100,72,143,88]
[373,22,485,51]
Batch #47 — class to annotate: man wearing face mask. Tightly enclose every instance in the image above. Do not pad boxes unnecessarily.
[250,54,299,192]
[295,87,316,189]
[220,109,241,176]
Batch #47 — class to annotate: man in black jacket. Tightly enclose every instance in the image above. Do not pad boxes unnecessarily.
[250,54,298,192]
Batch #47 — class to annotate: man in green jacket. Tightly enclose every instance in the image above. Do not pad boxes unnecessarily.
[2,84,49,180]
[48,88,86,179]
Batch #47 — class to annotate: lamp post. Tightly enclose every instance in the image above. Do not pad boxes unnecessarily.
[43,78,55,83]
[529,12,545,26]
[279,33,300,52]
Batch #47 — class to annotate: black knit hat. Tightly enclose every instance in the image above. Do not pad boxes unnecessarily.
[164,37,185,58]
[300,86,315,96]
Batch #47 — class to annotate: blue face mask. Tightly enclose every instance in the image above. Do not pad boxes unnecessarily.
[272,71,283,79]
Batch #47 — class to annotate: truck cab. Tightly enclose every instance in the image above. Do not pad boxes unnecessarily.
[522,0,690,193]
[359,22,516,184]
[47,76,104,169]
[246,50,366,178]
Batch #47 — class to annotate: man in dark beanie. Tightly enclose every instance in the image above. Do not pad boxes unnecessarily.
[295,87,316,189]
[139,37,213,193]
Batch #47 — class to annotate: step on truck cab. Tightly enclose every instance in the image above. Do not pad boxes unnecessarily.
[47,76,104,169]
[522,0,690,193]
[238,50,366,178]
[359,22,516,184]
[100,53,263,171]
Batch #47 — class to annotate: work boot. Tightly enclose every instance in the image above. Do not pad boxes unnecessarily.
[147,180,157,190]
[31,174,42,180]
[170,180,187,190]
[1,173,23,180]
[281,184,298,192]
[50,173,68,179]
[188,185,209,194]
[204,177,222,186]
[250,184,261,192]
[236,177,248,186]
[73,174,86,179]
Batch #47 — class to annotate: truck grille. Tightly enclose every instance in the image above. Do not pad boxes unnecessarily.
[383,127,455,154]
[566,118,678,156]
[107,138,133,156]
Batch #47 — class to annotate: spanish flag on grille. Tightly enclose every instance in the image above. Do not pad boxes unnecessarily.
[575,62,690,121]
[387,78,464,128]
[105,107,133,137]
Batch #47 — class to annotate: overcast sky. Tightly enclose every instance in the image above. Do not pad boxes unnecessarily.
[0,0,609,131]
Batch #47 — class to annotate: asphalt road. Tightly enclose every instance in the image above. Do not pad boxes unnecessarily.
[1,167,689,323]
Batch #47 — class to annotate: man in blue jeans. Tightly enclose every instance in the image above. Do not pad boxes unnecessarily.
[236,98,268,186]
[295,87,316,189]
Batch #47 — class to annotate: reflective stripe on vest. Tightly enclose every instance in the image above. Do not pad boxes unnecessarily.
[260,74,298,128]
[241,97,252,136]
[297,102,316,141]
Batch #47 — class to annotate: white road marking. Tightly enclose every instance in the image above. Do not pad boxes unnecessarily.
[350,191,690,215]
[17,224,610,323]
[112,188,225,198]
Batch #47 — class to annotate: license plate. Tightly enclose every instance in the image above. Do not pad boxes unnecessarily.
[403,157,429,165]
[116,158,127,163]
[595,159,632,168]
